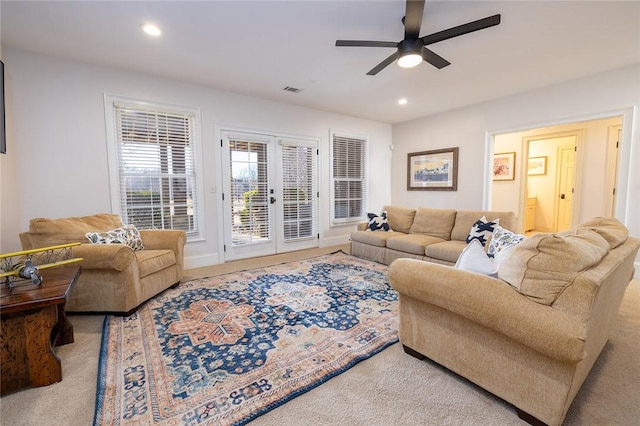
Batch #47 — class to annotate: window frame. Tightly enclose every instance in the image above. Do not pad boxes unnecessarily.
[104,94,205,242]
[329,130,368,225]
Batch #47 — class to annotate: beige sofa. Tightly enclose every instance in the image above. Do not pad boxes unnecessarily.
[388,217,639,426]
[19,213,186,315]
[351,205,516,265]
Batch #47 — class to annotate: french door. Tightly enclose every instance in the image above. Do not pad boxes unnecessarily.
[221,131,318,261]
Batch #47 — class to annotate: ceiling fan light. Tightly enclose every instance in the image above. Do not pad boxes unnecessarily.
[398,52,422,68]
[141,23,162,37]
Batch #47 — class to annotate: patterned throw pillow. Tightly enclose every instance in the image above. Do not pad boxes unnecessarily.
[367,211,392,231]
[121,224,145,251]
[487,225,526,259]
[465,216,500,247]
[86,224,145,251]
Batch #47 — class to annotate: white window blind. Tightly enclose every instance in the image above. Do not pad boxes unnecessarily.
[113,104,200,236]
[331,132,367,223]
[281,143,315,240]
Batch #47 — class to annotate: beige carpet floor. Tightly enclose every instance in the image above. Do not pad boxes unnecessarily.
[1,245,639,425]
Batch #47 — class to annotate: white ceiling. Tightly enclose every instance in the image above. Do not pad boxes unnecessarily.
[2,1,639,124]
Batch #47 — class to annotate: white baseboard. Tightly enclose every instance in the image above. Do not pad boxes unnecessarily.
[184,236,349,270]
[184,252,220,270]
[320,235,350,248]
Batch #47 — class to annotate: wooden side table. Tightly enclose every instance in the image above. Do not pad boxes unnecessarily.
[0,266,81,395]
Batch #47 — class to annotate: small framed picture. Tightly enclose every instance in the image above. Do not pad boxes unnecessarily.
[493,152,516,181]
[407,147,458,191]
[528,156,547,176]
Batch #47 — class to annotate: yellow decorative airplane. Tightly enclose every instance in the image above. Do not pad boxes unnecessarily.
[1,243,83,288]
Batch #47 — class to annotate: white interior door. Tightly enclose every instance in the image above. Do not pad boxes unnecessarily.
[556,145,575,231]
[221,131,318,261]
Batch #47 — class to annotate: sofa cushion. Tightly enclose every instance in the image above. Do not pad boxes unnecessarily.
[387,234,446,255]
[577,217,629,249]
[136,249,177,278]
[409,208,457,240]
[383,205,416,234]
[425,240,467,263]
[27,214,124,247]
[350,230,404,247]
[498,230,610,305]
[450,210,516,241]
[366,211,392,231]
[465,216,500,247]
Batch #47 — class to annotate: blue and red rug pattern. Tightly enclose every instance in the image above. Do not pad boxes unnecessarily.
[94,251,397,425]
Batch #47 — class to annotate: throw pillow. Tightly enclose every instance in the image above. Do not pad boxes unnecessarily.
[121,224,145,251]
[487,225,526,259]
[465,216,500,247]
[85,224,145,251]
[455,239,498,276]
[367,211,392,232]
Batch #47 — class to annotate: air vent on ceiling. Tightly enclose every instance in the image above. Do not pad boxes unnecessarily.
[283,86,302,93]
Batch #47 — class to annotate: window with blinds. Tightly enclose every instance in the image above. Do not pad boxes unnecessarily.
[112,102,200,237]
[330,132,367,224]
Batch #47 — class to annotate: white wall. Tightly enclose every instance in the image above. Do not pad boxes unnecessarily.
[0,48,392,268]
[392,64,640,244]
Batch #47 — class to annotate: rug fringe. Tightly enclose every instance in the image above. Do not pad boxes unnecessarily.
[93,315,112,426]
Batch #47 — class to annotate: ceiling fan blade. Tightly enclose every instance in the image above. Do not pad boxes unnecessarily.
[404,0,425,39]
[420,14,501,46]
[336,40,398,48]
[366,51,400,75]
[422,47,450,69]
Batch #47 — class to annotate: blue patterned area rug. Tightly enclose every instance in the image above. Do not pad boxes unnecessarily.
[93,251,397,425]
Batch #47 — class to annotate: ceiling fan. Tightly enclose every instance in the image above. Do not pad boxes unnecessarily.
[335,0,501,75]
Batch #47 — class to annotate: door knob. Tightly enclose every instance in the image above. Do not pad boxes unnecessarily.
[560,194,565,199]
[270,197,277,204]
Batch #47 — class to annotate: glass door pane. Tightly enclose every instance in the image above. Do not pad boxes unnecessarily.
[229,139,270,245]
[222,132,276,261]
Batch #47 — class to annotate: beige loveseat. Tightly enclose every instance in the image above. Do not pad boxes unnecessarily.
[389,217,639,425]
[351,205,516,265]
[19,214,186,315]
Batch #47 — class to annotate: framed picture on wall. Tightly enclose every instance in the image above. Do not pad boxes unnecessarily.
[493,152,515,181]
[528,156,547,175]
[0,60,5,155]
[407,147,458,191]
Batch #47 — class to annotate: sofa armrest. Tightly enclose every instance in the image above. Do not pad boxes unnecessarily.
[139,229,185,250]
[71,243,136,271]
[388,258,587,362]
[356,222,368,231]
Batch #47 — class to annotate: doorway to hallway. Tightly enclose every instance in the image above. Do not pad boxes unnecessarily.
[490,115,622,233]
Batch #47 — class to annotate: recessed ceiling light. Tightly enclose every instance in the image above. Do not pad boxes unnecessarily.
[141,24,162,37]
[398,98,408,105]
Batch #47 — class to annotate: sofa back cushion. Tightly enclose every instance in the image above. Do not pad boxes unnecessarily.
[576,217,629,249]
[409,208,457,240]
[382,205,416,234]
[25,214,124,248]
[450,210,516,242]
[498,230,610,305]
